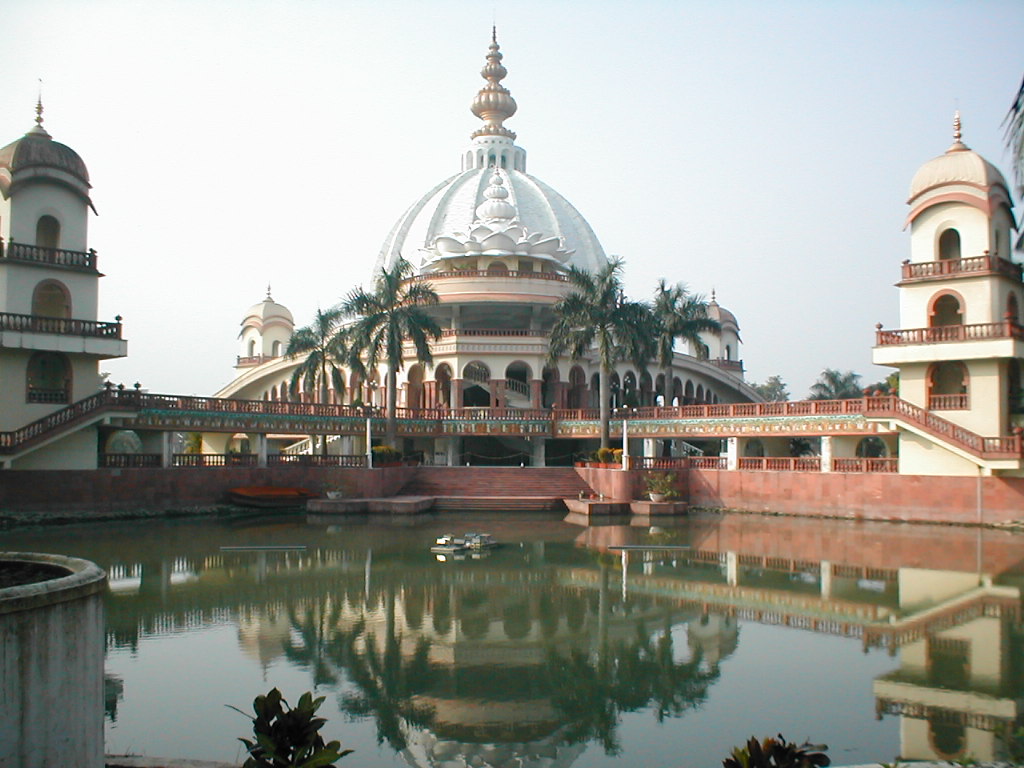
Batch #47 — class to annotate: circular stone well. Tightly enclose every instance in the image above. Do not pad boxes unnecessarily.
[0,552,107,768]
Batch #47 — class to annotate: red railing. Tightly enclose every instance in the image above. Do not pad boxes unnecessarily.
[629,456,690,470]
[435,328,549,338]
[863,396,1022,459]
[706,358,744,374]
[737,457,821,471]
[876,322,1024,346]
[406,269,569,283]
[101,453,162,468]
[690,456,726,470]
[268,454,367,467]
[900,254,1023,282]
[172,453,258,467]
[831,458,898,473]
[928,394,968,410]
[0,389,133,453]
[0,312,123,339]
[236,354,281,366]
[0,241,97,271]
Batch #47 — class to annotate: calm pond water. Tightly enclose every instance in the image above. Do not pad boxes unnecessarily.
[4,511,1023,767]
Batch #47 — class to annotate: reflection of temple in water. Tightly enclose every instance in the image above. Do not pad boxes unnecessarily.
[87,512,1024,764]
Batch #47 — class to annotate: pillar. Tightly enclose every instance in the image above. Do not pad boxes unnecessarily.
[532,437,546,467]
[531,379,543,408]
[452,379,463,408]
[820,435,833,473]
[642,438,656,458]
[256,434,268,467]
[161,431,173,468]
[725,437,738,471]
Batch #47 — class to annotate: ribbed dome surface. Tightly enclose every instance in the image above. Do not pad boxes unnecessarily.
[908,144,1008,203]
[0,127,90,189]
[375,167,609,276]
[243,294,294,327]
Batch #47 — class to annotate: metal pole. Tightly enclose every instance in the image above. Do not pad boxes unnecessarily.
[621,418,629,470]
[366,416,373,468]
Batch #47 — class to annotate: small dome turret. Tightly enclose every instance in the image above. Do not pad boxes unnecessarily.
[0,100,91,202]
[238,287,294,364]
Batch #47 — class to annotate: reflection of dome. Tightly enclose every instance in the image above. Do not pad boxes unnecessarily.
[375,33,608,277]
[0,102,91,201]
[400,724,587,768]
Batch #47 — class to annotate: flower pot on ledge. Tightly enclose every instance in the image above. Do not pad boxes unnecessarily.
[649,493,667,503]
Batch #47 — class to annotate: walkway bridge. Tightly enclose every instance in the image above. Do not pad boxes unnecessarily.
[1,388,1021,471]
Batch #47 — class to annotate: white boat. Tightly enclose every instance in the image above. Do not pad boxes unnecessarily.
[430,534,468,554]
[463,532,499,549]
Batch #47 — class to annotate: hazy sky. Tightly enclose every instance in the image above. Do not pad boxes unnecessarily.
[3,0,1021,397]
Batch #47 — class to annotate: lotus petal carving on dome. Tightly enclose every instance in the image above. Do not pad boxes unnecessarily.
[421,216,575,271]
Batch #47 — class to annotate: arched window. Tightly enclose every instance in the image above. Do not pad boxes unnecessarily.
[928,361,968,410]
[938,228,961,261]
[930,293,963,327]
[407,364,425,410]
[725,344,732,361]
[36,215,60,249]
[271,340,281,357]
[248,339,256,357]
[684,380,695,405]
[26,352,71,403]
[568,366,586,409]
[486,261,509,274]
[435,364,453,408]
[32,280,71,318]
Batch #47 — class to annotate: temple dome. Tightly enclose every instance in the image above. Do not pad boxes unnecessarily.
[907,112,1010,203]
[241,289,294,332]
[373,32,609,277]
[0,121,90,200]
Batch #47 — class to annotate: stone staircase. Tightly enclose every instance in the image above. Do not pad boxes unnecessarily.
[400,467,594,511]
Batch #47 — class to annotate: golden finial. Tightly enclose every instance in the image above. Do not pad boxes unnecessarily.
[35,79,44,125]
[265,284,273,301]
[947,109,968,152]
[470,29,517,140]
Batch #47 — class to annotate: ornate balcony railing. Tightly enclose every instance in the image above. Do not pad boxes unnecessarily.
[831,457,898,473]
[101,453,161,468]
[172,453,258,467]
[737,457,822,471]
[0,312,123,339]
[26,388,69,404]
[406,269,569,284]
[900,254,1023,283]
[236,354,280,366]
[268,454,367,467]
[928,394,968,410]
[690,456,726,470]
[436,328,549,338]
[706,358,744,374]
[876,321,1024,346]
[0,240,98,271]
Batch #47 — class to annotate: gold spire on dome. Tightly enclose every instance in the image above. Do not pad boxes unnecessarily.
[470,28,517,140]
[947,110,968,153]
[29,81,51,138]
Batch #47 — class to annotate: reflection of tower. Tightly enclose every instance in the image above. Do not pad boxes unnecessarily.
[237,611,293,672]
[873,581,1022,762]
[687,613,739,668]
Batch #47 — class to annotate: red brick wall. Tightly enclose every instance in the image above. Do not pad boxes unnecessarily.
[574,467,688,502]
[689,469,1024,525]
[0,466,416,515]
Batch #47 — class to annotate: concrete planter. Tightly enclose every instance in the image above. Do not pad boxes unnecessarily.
[0,552,107,768]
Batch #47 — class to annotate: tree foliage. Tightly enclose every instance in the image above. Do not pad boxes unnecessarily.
[751,375,790,402]
[808,369,862,400]
[652,280,719,403]
[548,258,654,447]
[342,258,441,445]
[1005,73,1024,250]
[285,306,348,455]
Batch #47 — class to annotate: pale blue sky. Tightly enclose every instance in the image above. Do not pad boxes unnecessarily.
[3,0,1021,396]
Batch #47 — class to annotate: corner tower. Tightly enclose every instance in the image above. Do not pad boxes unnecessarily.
[0,100,127,465]
[873,113,1022,474]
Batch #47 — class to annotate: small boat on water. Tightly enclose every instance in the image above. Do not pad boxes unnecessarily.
[430,534,468,554]
[227,486,316,508]
[463,532,499,549]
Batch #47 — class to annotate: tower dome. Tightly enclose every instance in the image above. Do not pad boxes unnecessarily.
[238,287,294,363]
[0,100,91,203]
[374,32,609,277]
[906,112,1014,225]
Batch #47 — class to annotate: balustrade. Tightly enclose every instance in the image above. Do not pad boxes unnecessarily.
[876,321,1024,346]
[737,457,821,471]
[172,453,258,467]
[900,253,1023,282]
[0,241,98,271]
[27,388,69,404]
[927,394,968,410]
[406,269,569,283]
[268,454,367,467]
[236,354,280,366]
[101,453,161,468]
[0,311,123,339]
[831,457,898,473]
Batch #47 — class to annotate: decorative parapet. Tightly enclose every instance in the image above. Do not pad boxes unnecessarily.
[0,240,98,272]
[899,253,1022,283]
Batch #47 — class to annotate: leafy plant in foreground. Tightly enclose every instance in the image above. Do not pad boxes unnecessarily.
[229,687,352,768]
[722,734,829,768]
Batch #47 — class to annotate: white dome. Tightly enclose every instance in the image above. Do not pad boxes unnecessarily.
[241,290,293,332]
[374,166,609,276]
[908,144,1008,203]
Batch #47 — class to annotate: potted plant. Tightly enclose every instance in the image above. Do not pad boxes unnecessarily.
[371,445,402,466]
[644,471,678,502]
[322,483,345,500]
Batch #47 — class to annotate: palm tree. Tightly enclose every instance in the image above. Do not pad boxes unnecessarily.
[652,280,720,405]
[285,306,347,455]
[808,368,862,400]
[342,258,441,446]
[1004,74,1024,250]
[548,258,654,448]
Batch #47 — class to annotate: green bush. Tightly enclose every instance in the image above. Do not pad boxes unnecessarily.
[594,447,616,464]
[644,471,678,498]
[371,445,401,463]
[722,734,829,768]
[230,688,352,768]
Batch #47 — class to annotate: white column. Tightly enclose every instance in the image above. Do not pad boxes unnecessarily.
[726,437,738,471]
[621,419,629,470]
[643,438,657,458]
[820,560,832,598]
[532,437,546,467]
[256,434,268,468]
[820,435,833,473]
[726,551,738,587]
[161,431,173,468]
[365,417,373,467]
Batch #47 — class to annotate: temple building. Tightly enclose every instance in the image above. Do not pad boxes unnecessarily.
[214,32,756,464]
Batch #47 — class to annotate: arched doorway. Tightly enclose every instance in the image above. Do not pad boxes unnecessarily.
[928,361,968,410]
[938,228,961,261]
[505,361,532,405]
[463,361,491,407]
[567,366,586,409]
[930,293,963,327]
[36,215,60,249]
[27,352,71,403]
[435,364,453,408]
[32,280,71,318]
[406,364,425,410]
